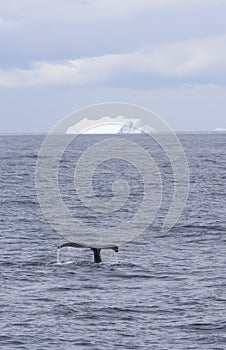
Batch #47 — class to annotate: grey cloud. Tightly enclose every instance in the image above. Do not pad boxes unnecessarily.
[1,35,226,88]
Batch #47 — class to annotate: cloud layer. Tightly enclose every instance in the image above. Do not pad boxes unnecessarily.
[1,34,226,87]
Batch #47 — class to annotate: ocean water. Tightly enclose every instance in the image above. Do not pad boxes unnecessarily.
[0,134,226,350]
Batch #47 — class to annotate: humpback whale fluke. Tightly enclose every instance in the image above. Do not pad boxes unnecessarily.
[58,242,119,263]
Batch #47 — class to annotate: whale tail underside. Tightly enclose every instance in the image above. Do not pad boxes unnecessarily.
[58,242,119,262]
[58,242,119,253]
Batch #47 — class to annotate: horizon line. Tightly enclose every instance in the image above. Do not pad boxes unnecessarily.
[0,130,226,136]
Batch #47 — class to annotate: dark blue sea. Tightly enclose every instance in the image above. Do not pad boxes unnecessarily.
[0,133,226,349]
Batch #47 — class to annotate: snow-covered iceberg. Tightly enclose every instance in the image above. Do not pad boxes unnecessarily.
[66,115,156,134]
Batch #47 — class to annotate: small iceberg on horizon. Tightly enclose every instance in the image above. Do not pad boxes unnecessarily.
[215,128,226,132]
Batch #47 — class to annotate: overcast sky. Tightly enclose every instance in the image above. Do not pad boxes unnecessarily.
[0,0,226,132]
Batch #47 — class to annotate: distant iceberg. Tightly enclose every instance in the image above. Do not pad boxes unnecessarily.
[215,128,226,132]
[66,115,156,134]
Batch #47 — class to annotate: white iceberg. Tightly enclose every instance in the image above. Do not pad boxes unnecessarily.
[215,128,226,132]
[66,115,156,134]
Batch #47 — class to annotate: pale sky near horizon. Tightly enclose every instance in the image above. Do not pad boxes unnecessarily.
[0,0,226,132]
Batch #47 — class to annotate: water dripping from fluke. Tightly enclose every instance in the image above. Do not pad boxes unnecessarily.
[57,248,60,264]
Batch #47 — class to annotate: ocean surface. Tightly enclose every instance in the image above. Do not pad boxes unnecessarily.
[0,133,226,349]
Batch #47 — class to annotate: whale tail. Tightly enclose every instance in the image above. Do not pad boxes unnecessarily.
[58,242,119,263]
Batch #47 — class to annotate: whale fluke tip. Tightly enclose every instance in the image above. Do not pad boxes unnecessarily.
[113,246,119,253]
